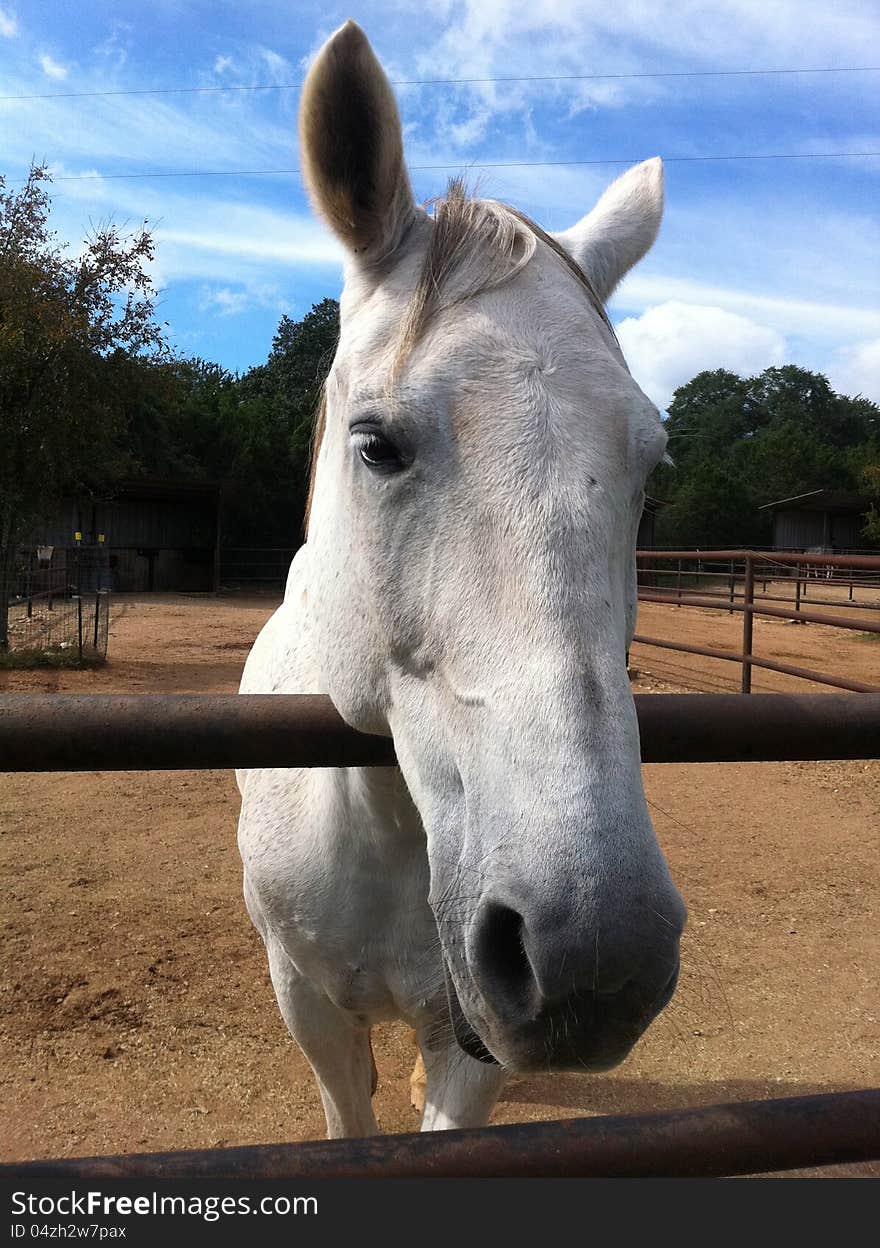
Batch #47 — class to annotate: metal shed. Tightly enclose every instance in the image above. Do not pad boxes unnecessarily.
[34,480,222,593]
[759,489,872,553]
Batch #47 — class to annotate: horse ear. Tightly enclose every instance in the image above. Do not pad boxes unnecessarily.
[298,21,416,261]
[553,157,664,302]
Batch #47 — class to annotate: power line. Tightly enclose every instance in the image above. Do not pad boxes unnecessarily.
[38,152,880,183]
[2,64,879,102]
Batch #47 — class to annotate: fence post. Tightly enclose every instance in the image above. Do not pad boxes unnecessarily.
[76,596,83,665]
[795,573,802,619]
[741,554,754,694]
[677,558,682,605]
[93,591,100,650]
[728,559,735,614]
[26,550,33,619]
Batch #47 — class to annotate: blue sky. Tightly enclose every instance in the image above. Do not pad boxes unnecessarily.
[2,0,878,408]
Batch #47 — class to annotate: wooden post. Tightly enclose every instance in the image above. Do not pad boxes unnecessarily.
[728,559,735,614]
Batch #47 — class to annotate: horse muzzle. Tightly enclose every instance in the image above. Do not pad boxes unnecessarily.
[438,881,685,1071]
[445,955,681,1071]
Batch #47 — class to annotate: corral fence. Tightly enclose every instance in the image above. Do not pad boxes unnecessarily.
[219,546,298,589]
[1,689,878,1178]
[1,544,111,663]
[635,549,880,694]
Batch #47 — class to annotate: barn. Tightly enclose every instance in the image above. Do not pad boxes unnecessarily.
[759,489,872,553]
[33,480,222,593]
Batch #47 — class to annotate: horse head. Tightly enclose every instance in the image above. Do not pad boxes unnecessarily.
[301,21,685,1072]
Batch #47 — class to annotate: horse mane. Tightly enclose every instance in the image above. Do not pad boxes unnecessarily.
[304,179,614,537]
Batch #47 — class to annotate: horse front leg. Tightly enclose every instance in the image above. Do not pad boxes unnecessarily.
[265,931,379,1139]
[416,1025,506,1131]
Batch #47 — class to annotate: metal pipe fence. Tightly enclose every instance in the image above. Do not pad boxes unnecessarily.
[3,692,880,771]
[635,549,880,694]
[1,689,878,1177]
[5,1089,878,1179]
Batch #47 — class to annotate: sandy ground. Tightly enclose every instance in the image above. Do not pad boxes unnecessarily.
[1,589,878,1175]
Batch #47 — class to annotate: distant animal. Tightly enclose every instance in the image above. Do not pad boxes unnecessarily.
[237,20,685,1137]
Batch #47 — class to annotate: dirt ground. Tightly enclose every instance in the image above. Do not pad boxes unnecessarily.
[1,589,878,1174]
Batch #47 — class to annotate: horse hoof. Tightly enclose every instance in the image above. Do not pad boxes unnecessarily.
[410,1052,426,1113]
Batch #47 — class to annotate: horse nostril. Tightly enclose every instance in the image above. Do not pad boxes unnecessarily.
[472,901,535,1010]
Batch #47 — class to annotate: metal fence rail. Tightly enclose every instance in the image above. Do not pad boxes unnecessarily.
[4,1089,878,1179]
[635,548,880,694]
[638,549,880,569]
[2,692,880,771]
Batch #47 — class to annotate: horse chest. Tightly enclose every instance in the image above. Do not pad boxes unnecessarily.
[240,774,440,1022]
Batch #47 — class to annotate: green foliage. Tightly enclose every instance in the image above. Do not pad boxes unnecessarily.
[861,465,880,542]
[0,169,166,515]
[121,300,339,544]
[0,163,167,647]
[248,297,339,456]
[652,365,879,549]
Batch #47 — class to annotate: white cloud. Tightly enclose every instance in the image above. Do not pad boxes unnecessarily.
[158,213,342,273]
[0,5,17,38]
[197,282,289,317]
[615,274,880,341]
[39,54,68,80]
[214,55,234,74]
[0,85,292,174]
[92,24,130,71]
[409,1,879,75]
[400,0,880,161]
[31,163,343,290]
[615,300,786,409]
[829,339,880,404]
[260,47,292,80]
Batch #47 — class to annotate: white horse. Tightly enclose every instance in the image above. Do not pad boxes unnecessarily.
[237,21,685,1138]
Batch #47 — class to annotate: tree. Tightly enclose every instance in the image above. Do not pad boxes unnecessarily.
[228,298,339,540]
[652,365,879,549]
[0,164,167,648]
[862,465,880,543]
[241,297,339,450]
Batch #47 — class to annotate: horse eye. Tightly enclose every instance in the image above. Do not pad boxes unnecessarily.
[354,432,404,472]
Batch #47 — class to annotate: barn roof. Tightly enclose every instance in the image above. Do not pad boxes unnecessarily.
[759,489,871,513]
[113,478,222,502]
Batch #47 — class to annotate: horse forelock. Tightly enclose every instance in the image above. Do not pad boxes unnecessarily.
[304,179,618,536]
